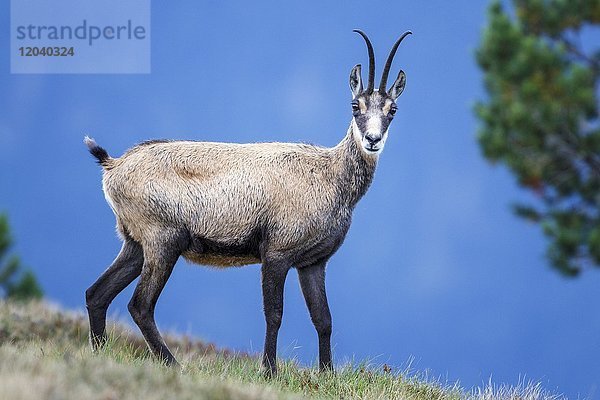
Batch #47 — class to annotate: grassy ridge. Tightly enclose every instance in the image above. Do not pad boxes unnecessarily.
[0,300,563,400]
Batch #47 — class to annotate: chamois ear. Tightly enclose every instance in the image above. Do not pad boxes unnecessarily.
[349,64,363,98]
[388,70,406,100]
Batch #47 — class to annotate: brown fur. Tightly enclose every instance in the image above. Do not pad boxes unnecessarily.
[100,125,377,267]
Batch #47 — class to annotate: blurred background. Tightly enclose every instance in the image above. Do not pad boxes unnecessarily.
[1,1,599,399]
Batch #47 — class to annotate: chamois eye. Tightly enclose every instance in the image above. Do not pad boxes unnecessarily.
[351,101,360,114]
[389,105,397,117]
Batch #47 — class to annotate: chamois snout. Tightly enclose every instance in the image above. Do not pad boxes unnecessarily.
[365,133,382,148]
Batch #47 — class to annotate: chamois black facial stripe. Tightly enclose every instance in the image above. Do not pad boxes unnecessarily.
[352,93,393,139]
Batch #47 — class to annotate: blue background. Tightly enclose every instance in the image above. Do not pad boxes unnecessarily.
[1,1,599,398]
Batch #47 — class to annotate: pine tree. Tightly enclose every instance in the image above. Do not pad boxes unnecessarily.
[0,214,43,300]
[475,0,600,276]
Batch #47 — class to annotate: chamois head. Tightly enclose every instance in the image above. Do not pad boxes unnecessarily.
[349,30,411,155]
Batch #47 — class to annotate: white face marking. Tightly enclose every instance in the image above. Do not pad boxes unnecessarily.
[351,92,396,156]
[365,114,382,137]
[352,119,388,156]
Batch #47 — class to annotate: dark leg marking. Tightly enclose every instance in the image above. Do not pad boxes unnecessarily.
[261,260,290,377]
[298,262,333,372]
[128,233,187,367]
[86,238,144,350]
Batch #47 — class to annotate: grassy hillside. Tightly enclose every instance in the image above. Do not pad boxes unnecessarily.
[0,300,563,400]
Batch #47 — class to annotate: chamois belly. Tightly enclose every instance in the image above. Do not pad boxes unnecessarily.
[182,235,262,267]
[182,251,260,267]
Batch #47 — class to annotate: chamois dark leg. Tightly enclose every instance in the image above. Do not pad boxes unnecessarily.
[86,238,144,350]
[298,262,333,372]
[128,236,184,367]
[261,260,290,377]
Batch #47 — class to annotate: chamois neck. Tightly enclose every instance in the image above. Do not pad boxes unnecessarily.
[331,123,378,207]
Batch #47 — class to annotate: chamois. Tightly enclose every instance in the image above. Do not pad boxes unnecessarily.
[85,30,411,376]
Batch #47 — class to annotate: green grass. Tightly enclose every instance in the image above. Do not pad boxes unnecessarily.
[0,300,564,400]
